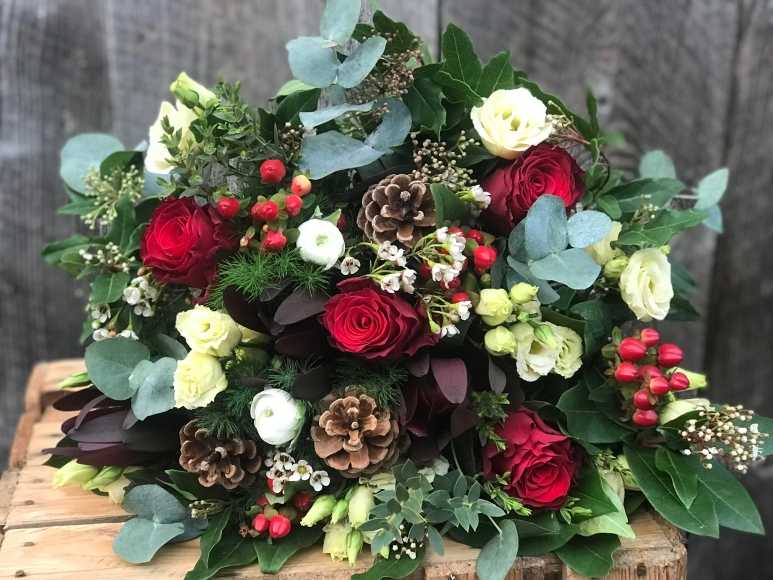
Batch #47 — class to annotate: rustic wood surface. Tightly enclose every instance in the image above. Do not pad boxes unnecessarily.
[0,361,687,580]
[0,1,771,578]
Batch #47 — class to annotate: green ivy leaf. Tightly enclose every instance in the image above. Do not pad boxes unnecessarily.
[441,23,482,87]
[558,385,632,444]
[372,11,417,54]
[197,507,231,568]
[475,51,515,97]
[513,513,577,557]
[184,532,257,580]
[148,334,188,360]
[615,209,708,247]
[254,526,324,573]
[433,71,483,107]
[42,234,91,266]
[567,300,612,357]
[275,88,323,127]
[569,468,618,519]
[403,78,446,137]
[166,471,231,502]
[555,534,620,578]
[607,178,684,215]
[475,519,518,580]
[595,195,622,219]
[654,447,698,508]
[90,271,131,305]
[431,183,468,226]
[106,195,138,252]
[577,479,635,538]
[352,545,425,580]
[84,337,150,400]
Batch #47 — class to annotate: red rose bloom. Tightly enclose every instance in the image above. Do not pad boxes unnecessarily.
[482,143,585,236]
[483,407,581,509]
[321,278,438,360]
[140,197,237,288]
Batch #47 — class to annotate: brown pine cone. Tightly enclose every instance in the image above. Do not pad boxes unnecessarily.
[311,389,403,478]
[179,420,261,490]
[357,174,435,247]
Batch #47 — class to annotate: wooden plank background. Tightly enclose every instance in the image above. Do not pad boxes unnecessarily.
[0,1,771,577]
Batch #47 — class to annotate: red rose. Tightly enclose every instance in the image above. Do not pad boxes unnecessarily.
[483,407,581,509]
[320,278,438,360]
[140,197,237,288]
[482,144,585,236]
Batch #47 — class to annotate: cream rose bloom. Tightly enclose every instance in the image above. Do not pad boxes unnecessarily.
[619,248,673,321]
[145,100,199,174]
[583,221,623,266]
[470,88,553,159]
[510,323,560,382]
[551,323,583,378]
[176,305,242,357]
[174,351,228,409]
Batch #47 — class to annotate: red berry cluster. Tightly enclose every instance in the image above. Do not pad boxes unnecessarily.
[251,492,313,539]
[613,329,690,427]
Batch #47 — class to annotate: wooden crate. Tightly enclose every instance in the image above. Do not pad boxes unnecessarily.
[0,361,688,580]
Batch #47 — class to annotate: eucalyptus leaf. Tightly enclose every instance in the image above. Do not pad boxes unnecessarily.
[113,518,185,564]
[130,357,178,420]
[60,133,124,192]
[529,248,601,290]
[523,195,568,260]
[703,204,723,233]
[475,520,518,580]
[566,210,613,249]
[320,0,361,45]
[286,36,339,88]
[365,98,412,151]
[639,150,676,179]
[695,168,729,210]
[84,337,150,400]
[337,36,387,88]
[506,257,560,304]
[300,102,374,128]
[299,131,384,178]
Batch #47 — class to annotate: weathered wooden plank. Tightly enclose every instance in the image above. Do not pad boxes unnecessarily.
[440,0,739,371]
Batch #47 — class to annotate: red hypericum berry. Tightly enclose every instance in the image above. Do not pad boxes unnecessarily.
[258,200,280,222]
[658,344,684,368]
[260,159,286,184]
[632,409,659,427]
[637,365,663,381]
[262,230,287,252]
[640,328,660,347]
[337,214,348,230]
[669,371,691,391]
[250,202,263,220]
[293,493,313,513]
[284,194,303,217]
[473,246,497,270]
[217,197,240,219]
[440,277,461,290]
[291,175,312,196]
[618,337,648,361]
[615,362,639,383]
[447,227,465,237]
[452,292,470,304]
[418,262,432,279]
[256,495,269,509]
[253,513,270,533]
[633,390,656,410]
[269,515,292,539]
[649,376,671,396]
[467,229,485,244]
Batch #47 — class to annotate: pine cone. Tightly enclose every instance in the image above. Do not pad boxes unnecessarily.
[179,420,261,490]
[357,174,435,247]
[311,390,402,478]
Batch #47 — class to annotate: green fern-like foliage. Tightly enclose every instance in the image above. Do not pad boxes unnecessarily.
[333,357,408,411]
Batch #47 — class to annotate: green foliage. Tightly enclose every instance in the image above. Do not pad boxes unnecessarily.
[60,133,124,193]
[441,23,482,87]
[475,51,516,98]
[471,391,509,451]
[129,357,177,420]
[254,526,325,573]
[555,533,620,578]
[333,358,407,410]
[194,382,262,441]
[476,519,518,580]
[557,383,632,444]
[351,546,426,580]
[269,357,320,391]
[84,337,150,400]
[403,78,446,137]
[615,209,708,247]
[639,150,677,179]
[431,183,468,226]
[184,530,257,580]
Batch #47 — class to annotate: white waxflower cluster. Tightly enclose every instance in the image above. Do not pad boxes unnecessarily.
[264,451,330,493]
[430,228,466,284]
[389,524,424,560]
[460,185,492,216]
[122,275,160,318]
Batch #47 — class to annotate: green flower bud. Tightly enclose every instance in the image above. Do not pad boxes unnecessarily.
[346,529,364,566]
[170,72,218,109]
[82,466,123,491]
[348,485,375,529]
[509,282,539,305]
[484,326,517,356]
[475,289,514,326]
[322,522,349,562]
[300,494,336,526]
[236,346,271,366]
[659,245,671,255]
[330,499,349,524]
[603,255,629,279]
[534,324,559,349]
[52,460,99,488]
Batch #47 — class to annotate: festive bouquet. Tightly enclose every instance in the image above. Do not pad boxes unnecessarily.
[42,2,769,579]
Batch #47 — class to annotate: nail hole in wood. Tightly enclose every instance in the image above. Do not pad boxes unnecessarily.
[15,571,25,578]
[637,562,647,576]
[24,500,34,505]
[23,542,34,547]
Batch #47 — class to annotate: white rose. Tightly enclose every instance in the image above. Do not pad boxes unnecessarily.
[510,322,560,382]
[176,305,242,357]
[470,88,553,159]
[174,351,228,410]
[250,388,305,446]
[619,248,673,321]
[550,323,583,378]
[145,100,199,174]
[296,219,346,270]
[583,221,623,266]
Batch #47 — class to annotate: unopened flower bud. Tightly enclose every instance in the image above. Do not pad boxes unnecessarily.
[509,282,539,305]
[671,368,707,389]
[346,529,364,566]
[322,522,349,562]
[348,486,375,529]
[300,494,336,526]
[534,324,558,349]
[604,255,629,279]
[82,466,123,491]
[170,72,218,109]
[269,514,292,539]
[330,499,349,524]
[52,460,99,488]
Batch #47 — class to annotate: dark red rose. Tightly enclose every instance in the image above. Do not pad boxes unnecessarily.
[482,144,585,236]
[140,197,237,288]
[483,407,581,509]
[320,278,438,360]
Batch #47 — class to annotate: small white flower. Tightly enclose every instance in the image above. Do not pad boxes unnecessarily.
[436,227,449,243]
[682,449,692,455]
[441,324,459,338]
[455,300,472,320]
[471,185,491,208]
[273,452,295,470]
[310,470,330,491]
[289,460,312,482]
[401,269,417,294]
[380,273,401,293]
[123,287,141,305]
[118,329,139,340]
[271,479,285,494]
[263,455,274,468]
[91,304,111,323]
[750,423,759,434]
[340,256,361,275]
[431,263,459,283]
[92,328,110,341]
[134,299,154,317]
[144,286,159,302]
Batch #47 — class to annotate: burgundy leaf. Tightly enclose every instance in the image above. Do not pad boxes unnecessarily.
[275,329,335,359]
[407,349,430,377]
[75,444,158,466]
[78,442,120,451]
[67,409,130,442]
[401,379,419,424]
[74,395,108,430]
[488,356,507,395]
[274,288,330,325]
[223,285,270,333]
[291,363,335,400]
[41,446,84,458]
[450,407,481,437]
[122,409,139,430]
[430,358,468,404]
[260,278,292,301]
[241,376,269,389]
[408,434,440,463]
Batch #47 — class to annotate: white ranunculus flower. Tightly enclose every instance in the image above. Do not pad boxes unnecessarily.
[619,248,674,321]
[174,351,228,410]
[470,88,553,159]
[176,305,242,357]
[583,221,623,266]
[550,323,583,378]
[250,388,305,446]
[510,322,560,382]
[296,219,346,270]
[145,99,199,174]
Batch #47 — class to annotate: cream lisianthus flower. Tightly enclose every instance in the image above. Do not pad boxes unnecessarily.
[510,322,560,382]
[619,248,673,321]
[176,305,242,357]
[145,100,199,174]
[174,351,228,409]
[583,221,623,266]
[296,219,346,270]
[322,522,351,562]
[52,460,99,488]
[475,288,514,326]
[550,323,583,378]
[470,88,553,159]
